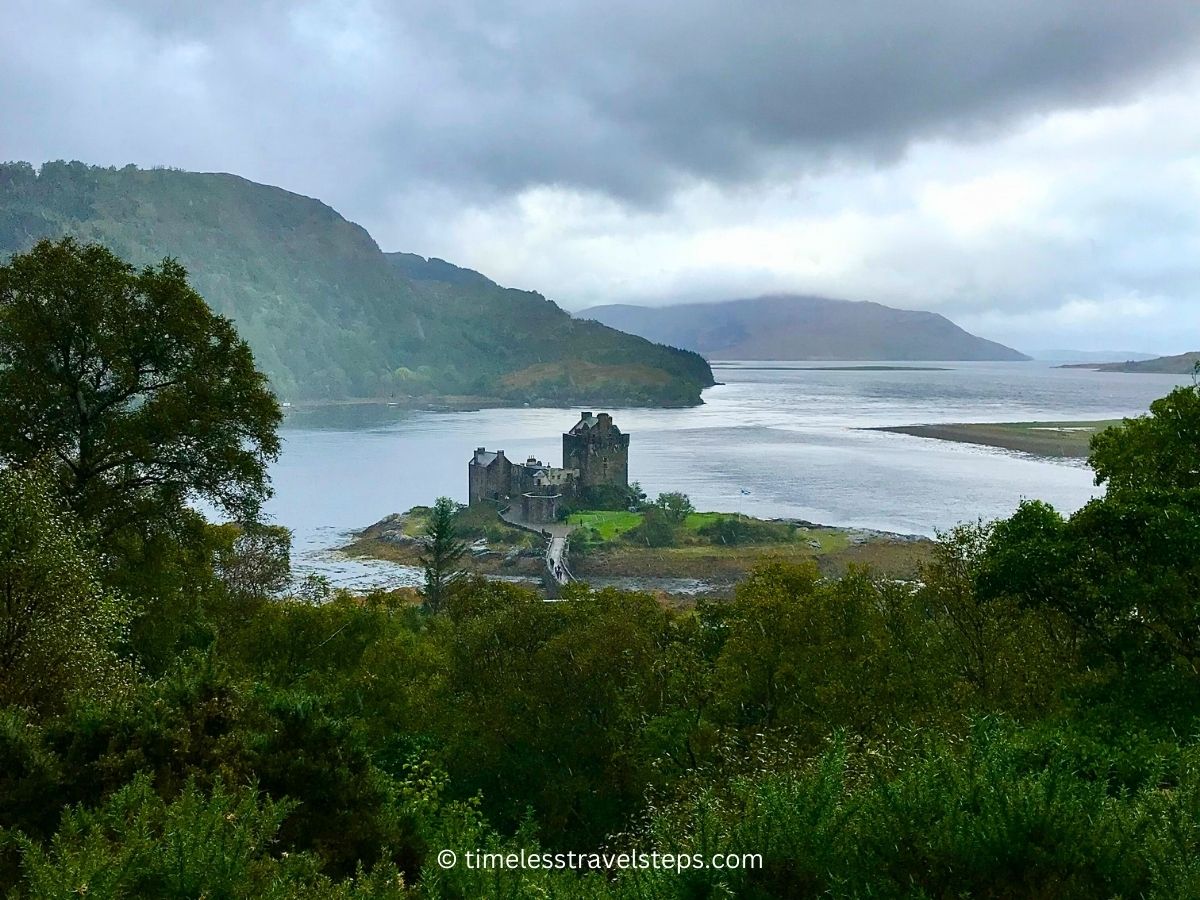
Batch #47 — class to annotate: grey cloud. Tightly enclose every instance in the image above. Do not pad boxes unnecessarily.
[4,0,1200,210]
[4,0,1200,353]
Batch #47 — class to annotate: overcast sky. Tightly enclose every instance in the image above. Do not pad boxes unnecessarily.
[4,1,1200,353]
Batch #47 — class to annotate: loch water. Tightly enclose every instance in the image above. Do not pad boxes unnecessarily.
[266,361,1193,589]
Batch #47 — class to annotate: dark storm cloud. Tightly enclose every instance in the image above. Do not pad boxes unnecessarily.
[4,0,1200,208]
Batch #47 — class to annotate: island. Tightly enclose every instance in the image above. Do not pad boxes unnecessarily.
[344,409,932,600]
[344,503,931,603]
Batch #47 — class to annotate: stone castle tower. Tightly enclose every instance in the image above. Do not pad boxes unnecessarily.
[562,412,629,489]
[468,412,630,522]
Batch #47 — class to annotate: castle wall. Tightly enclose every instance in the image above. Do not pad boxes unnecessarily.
[563,412,630,488]
[469,414,628,510]
[521,491,560,524]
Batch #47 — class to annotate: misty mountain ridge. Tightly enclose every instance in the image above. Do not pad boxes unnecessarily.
[0,161,713,405]
[580,295,1029,361]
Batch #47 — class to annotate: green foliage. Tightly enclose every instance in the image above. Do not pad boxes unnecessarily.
[210,522,293,601]
[9,775,410,898]
[4,282,1200,899]
[653,492,695,523]
[697,514,792,545]
[965,385,1200,679]
[623,494,692,547]
[636,724,1200,898]
[1089,382,1200,494]
[0,237,282,536]
[577,482,645,511]
[566,510,643,540]
[0,468,136,715]
[630,506,679,547]
[923,520,1073,710]
[419,497,467,614]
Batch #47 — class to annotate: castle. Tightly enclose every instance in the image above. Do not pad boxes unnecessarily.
[469,412,630,523]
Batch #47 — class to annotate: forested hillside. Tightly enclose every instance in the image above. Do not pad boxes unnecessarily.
[0,161,713,404]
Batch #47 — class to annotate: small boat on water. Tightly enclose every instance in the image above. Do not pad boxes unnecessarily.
[740,488,751,495]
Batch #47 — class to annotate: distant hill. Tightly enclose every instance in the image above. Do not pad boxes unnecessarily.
[1061,351,1200,374]
[1029,349,1160,363]
[580,296,1029,361]
[0,161,714,405]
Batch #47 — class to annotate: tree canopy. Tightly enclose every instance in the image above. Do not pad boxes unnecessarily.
[1089,379,1200,494]
[0,467,135,714]
[0,238,281,536]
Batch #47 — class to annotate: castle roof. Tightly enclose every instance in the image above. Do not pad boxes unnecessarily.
[570,411,621,434]
[471,449,501,467]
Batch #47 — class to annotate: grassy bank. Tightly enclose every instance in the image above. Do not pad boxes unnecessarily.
[567,508,931,584]
[573,534,929,582]
[871,420,1119,458]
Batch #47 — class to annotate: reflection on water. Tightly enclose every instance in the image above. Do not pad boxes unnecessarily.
[267,361,1192,590]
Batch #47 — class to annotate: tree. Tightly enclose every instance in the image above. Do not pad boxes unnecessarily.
[210,522,293,601]
[0,238,282,538]
[629,492,694,548]
[419,497,466,614]
[635,507,679,547]
[654,491,694,524]
[626,480,647,510]
[924,518,1072,709]
[0,467,136,714]
[979,380,1200,674]
[1088,381,1200,494]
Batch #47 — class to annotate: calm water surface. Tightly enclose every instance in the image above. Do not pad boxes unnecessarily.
[266,362,1192,587]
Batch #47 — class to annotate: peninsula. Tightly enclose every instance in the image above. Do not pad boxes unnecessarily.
[1059,351,1200,374]
[871,420,1118,458]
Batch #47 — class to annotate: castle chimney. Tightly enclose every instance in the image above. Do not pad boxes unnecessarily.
[475,447,485,454]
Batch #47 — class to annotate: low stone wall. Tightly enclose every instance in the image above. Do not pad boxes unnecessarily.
[521,491,561,525]
[498,507,551,540]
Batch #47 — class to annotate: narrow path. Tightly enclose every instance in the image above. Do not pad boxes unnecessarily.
[546,534,570,586]
[498,509,576,590]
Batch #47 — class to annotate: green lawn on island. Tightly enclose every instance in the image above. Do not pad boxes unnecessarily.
[567,510,730,539]
[568,509,794,541]
[567,510,643,539]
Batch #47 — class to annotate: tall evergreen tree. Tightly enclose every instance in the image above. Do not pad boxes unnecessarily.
[419,496,467,614]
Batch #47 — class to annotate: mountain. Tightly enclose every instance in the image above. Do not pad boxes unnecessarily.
[1063,351,1200,374]
[1029,349,1160,363]
[0,161,714,405]
[579,296,1029,361]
